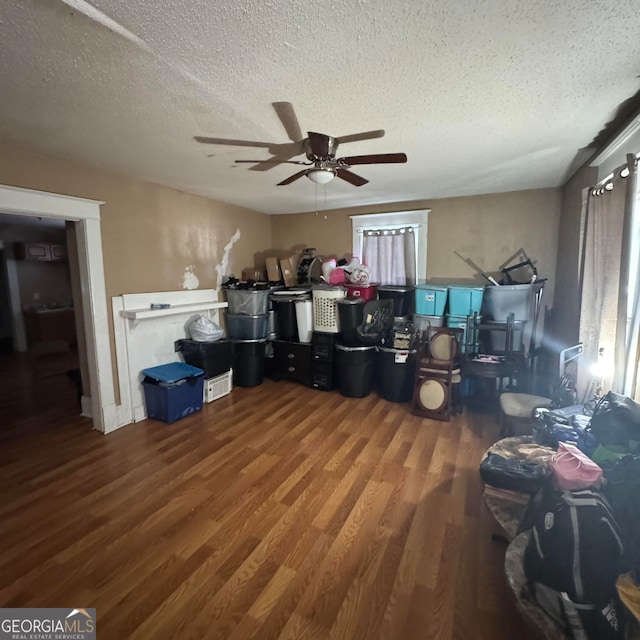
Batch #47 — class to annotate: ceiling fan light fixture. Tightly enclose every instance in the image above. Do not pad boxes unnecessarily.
[306,168,335,185]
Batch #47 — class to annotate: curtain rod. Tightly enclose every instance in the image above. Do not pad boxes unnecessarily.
[590,153,639,196]
[356,224,421,233]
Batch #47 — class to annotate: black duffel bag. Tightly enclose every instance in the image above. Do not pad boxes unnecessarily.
[590,391,640,447]
[479,453,551,494]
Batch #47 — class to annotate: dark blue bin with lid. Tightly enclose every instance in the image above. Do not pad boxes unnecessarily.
[142,362,204,423]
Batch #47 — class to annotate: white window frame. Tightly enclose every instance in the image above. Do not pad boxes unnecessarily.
[350,209,429,285]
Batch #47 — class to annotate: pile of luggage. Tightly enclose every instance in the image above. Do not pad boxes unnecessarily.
[481,391,640,639]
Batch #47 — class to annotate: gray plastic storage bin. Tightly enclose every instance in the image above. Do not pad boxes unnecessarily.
[482,283,540,321]
[225,289,270,315]
[226,313,269,339]
[413,314,444,334]
[484,320,527,352]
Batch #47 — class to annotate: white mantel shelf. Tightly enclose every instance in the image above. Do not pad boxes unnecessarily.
[121,301,228,320]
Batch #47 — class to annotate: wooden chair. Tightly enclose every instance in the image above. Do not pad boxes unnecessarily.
[411,327,463,421]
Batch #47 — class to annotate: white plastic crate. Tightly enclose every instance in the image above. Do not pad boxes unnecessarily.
[204,370,232,403]
[312,287,346,333]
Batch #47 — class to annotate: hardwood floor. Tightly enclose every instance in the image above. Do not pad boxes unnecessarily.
[0,379,535,639]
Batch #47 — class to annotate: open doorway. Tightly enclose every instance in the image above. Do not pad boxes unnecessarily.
[0,213,85,426]
[0,185,121,433]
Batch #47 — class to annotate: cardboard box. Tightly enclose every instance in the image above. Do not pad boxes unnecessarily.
[242,267,265,281]
[266,257,281,283]
[279,258,297,287]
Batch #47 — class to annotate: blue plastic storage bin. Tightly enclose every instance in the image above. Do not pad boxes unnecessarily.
[142,362,204,423]
[415,285,448,316]
[448,285,484,316]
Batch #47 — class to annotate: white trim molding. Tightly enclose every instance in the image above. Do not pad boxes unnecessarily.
[590,113,640,180]
[0,184,119,433]
[350,209,430,283]
[112,289,225,424]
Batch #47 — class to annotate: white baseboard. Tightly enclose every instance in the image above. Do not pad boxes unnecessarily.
[81,395,92,418]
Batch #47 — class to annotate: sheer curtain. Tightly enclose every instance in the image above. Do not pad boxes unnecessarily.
[579,154,639,398]
[362,227,416,285]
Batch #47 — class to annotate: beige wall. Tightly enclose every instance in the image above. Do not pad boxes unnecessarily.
[0,140,272,300]
[271,188,562,306]
[0,140,271,404]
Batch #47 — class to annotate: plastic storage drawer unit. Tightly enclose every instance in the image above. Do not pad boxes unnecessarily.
[142,362,204,423]
[415,285,448,316]
[448,285,484,316]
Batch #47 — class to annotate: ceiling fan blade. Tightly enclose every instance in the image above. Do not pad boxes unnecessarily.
[336,168,369,187]
[194,136,272,148]
[272,102,303,142]
[335,130,385,145]
[339,153,407,165]
[277,170,309,186]
[307,131,331,158]
[234,160,311,165]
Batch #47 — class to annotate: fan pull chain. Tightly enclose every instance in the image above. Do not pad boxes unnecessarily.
[315,182,319,216]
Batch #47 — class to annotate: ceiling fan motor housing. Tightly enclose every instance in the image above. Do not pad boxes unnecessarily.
[305,135,338,161]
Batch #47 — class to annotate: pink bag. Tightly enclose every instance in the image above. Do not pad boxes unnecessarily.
[551,442,603,491]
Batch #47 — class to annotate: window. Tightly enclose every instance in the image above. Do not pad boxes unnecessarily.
[350,210,429,285]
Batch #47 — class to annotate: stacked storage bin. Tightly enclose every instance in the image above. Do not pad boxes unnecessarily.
[175,338,232,403]
[414,284,448,335]
[481,282,544,353]
[225,288,270,387]
[446,285,485,353]
[225,289,270,339]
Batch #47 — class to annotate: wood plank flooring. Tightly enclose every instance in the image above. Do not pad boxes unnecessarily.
[0,377,535,639]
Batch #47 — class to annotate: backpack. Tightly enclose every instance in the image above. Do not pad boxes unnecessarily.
[523,484,624,605]
[600,454,640,578]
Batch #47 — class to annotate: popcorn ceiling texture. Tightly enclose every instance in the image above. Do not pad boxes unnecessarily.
[0,0,639,214]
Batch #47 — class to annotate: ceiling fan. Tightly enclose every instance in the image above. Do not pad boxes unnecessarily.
[194,102,407,187]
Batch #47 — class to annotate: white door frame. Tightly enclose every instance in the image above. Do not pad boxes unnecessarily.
[0,184,118,433]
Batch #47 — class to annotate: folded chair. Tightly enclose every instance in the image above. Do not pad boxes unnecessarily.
[411,327,464,421]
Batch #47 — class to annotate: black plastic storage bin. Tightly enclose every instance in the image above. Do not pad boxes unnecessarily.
[377,285,414,318]
[272,298,299,341]
[335,344,375,398]
[337,297,365,347]
[375,347,417,402]
[142,362,204,423]
[232,339,266,387]
[174,339,232,378]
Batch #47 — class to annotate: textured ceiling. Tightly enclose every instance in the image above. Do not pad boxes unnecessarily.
[1,0,639,214]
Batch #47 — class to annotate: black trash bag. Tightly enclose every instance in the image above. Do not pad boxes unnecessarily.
[479,452,551,494]
[590,392,640,447]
